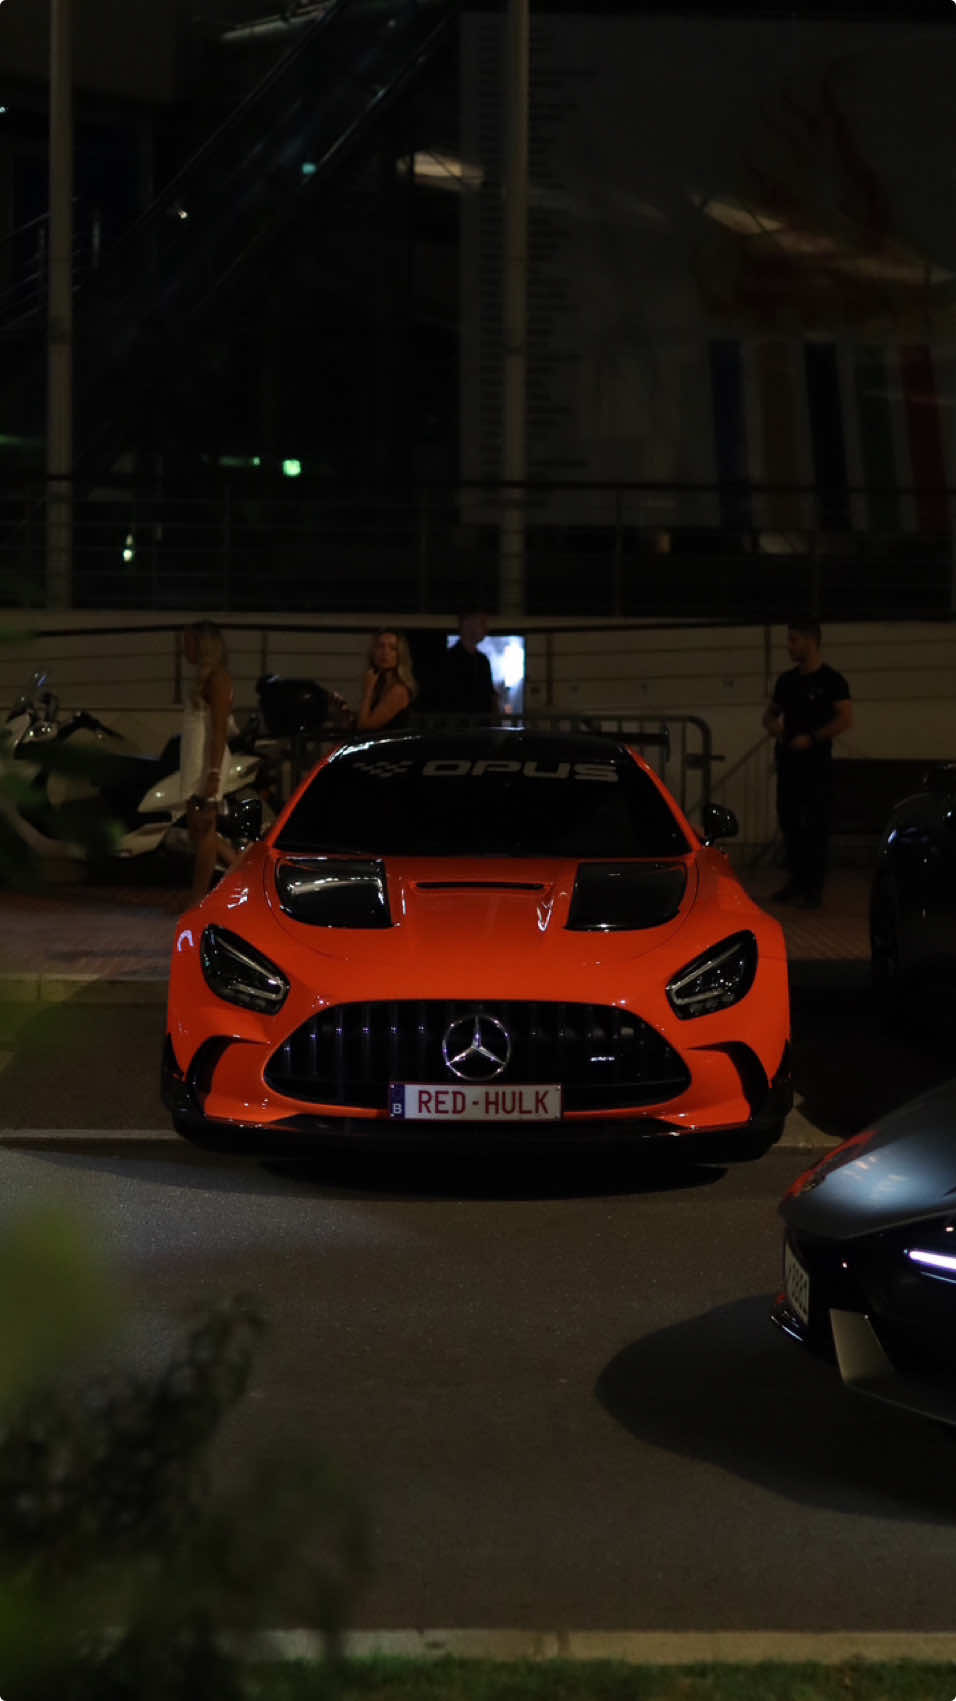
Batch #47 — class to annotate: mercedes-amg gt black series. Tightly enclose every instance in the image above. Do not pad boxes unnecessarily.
[773,1076,956,1426]
[163,729,792,1160]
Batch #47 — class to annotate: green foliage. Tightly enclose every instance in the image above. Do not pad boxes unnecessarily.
[0,1294,264,1578]
[0,1215,368,1699]
[246,1659,956,1701]
[0,1208,118,1396]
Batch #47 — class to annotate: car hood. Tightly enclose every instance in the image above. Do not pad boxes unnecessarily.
[781,1076,956,1239]
[262,852,700,975]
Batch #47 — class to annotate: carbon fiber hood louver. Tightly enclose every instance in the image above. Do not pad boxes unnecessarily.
[567,862,688,932]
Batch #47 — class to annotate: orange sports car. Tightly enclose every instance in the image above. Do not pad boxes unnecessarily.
[162,730,791,1160]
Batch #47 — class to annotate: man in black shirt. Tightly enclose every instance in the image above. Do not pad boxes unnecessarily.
[762,618,853,908]
[436,611,500,719]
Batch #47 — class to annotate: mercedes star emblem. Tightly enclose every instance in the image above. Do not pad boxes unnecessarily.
[442,1013,512,1082]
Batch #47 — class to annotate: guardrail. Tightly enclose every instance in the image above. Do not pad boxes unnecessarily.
[696,732,778,864]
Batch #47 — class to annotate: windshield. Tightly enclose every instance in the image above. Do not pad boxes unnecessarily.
[275,734,691,859]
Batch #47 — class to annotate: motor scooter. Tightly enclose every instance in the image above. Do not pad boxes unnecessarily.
[3,674,264,860]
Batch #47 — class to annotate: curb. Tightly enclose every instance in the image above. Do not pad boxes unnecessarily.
[224,1628,956,1665]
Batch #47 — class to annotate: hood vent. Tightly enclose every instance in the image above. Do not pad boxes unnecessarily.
[567,862,687,932]
[276,858,392,928]
[415,881,546,893]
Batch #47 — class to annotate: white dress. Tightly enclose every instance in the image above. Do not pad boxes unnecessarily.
[180,696,234,807]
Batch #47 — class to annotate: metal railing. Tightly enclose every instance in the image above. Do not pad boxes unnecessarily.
[0,618,723,819]
[0,203,99,336]
[699,731,779,865]
[1,487,954,620]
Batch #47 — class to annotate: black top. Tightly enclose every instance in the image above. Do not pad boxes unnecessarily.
[772,663,851,764]
[436,641,498,716]
[369,672,411,731]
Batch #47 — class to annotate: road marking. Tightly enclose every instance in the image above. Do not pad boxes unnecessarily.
[0,1129,179,1144]
[222,1628,956,1664]
[0,1126,832,1154]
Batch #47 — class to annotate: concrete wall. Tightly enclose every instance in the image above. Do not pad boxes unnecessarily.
[1,613,953,838]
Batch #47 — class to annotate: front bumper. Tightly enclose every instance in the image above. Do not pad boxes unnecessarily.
[162,1035,792,1160]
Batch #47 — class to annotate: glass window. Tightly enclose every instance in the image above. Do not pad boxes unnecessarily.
[276,735,690,859]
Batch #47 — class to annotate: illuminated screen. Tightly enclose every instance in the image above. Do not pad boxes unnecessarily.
[445,634,525,715]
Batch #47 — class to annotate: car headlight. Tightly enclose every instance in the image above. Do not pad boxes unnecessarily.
[666,931,757,1019]
[904,1216,956,1283]
[199,925,289,1014]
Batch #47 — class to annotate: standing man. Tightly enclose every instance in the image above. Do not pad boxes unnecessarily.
[762,617,853,909]
[436,610,500,719]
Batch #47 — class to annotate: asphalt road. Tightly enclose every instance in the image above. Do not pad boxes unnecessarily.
[1,959,955,1633]
[2,1138,955,1632]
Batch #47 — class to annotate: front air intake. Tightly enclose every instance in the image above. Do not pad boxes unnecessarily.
[265,1000,690,1112]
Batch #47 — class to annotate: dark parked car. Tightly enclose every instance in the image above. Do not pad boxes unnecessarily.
[870,763,956,1007]
[772,1076,956,1426]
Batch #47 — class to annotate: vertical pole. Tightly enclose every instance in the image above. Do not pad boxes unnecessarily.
[499,0,529,618]
[612,486,624,614]
[46,0,73,611]
[417,485,429,613]
[222,482,232,612]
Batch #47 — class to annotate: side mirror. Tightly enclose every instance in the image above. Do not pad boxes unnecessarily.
[233,794,263,847]
[701,802,739,844]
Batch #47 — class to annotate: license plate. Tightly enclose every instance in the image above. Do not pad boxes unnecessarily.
[390,1084,562,1122]
[784,1240,810,1326]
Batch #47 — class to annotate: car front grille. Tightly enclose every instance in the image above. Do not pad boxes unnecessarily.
[264,1000,690,1112]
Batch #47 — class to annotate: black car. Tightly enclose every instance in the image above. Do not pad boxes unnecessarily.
[772,1077,956,1426]
[870,762,956,1006]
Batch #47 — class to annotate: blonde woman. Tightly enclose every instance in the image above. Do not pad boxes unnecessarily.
[356,629,417,733]
[181,620,238,904]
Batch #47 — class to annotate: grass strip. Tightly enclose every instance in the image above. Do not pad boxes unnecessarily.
[247,1659,956,1701]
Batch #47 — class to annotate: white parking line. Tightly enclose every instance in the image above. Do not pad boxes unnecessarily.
[0,1129,179,1144]
[227,1628,956,1664]
[0,1124,832,1150]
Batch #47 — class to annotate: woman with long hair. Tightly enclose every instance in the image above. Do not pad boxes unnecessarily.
[181,620,238,904]
[356,629,418,733]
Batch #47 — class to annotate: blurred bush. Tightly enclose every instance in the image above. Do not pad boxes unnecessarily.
[0,1208,366,1699]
